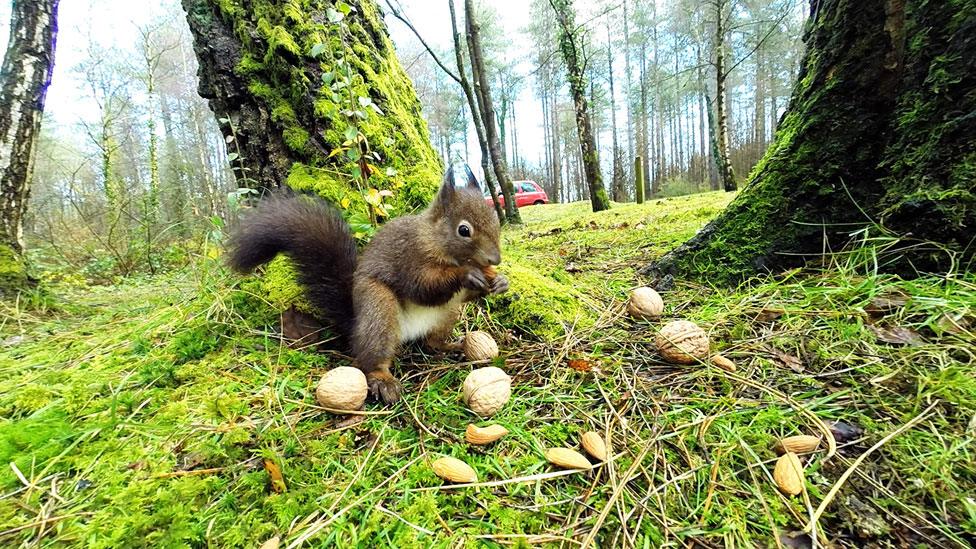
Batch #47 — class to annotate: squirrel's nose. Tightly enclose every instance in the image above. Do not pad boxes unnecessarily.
[487,251,501,266]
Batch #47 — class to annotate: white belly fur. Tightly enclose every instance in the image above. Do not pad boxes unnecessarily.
[398,290,468,342]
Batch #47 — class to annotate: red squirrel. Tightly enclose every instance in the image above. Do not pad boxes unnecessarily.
[227,167,509,404]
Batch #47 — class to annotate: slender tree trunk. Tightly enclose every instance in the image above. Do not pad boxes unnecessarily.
[552,0,609,212]
[464,0,520,222]
[634,155,644,204]
[447,0,503,222]
[647,0,976,282]
[551,90,562,203]
[622,0,634,189]
[607,23,625,202]
[639,42,650,200]
[0,0,59,292]
[714,0,737,192]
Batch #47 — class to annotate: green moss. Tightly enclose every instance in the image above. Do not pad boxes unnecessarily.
[0,243,27,296]
[282,126,309,153]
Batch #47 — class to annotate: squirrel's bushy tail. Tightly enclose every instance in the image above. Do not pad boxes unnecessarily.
[227,194,357,335]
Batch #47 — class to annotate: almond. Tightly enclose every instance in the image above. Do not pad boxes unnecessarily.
[710,354,736,372]
[773,452,805,496]
[431,456,478,483]
[580,431,607,461]
[546,447,592,470]
[465,424,508,445]
[773,435,821,455]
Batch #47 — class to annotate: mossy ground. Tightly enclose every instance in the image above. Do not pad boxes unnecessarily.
[1,194,974,547]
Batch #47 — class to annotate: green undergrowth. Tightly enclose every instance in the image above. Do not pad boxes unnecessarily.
[1,194,974,547]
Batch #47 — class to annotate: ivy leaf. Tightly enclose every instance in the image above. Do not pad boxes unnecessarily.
[346,147,361,162]
[326,8,344,23]
[358,96,372,107]
[385,167,397,177]
[350,165,362,180]
[309,43,326,58]
[321,71,335,85]
[336,1,353,15]
[226,152,239,162]
[343,125,359,142]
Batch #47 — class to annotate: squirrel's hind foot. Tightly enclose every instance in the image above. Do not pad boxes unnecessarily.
[366,369,402,404]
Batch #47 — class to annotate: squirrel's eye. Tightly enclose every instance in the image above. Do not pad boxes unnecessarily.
[457,223,471,238]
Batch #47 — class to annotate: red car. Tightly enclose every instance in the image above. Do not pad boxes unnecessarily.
[485,180,550,209]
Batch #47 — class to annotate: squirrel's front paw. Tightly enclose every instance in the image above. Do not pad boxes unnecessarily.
[462,268,490,294]
[366,370,402,404]
[489,273,509,295]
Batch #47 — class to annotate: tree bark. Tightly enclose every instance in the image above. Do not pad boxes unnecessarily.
[646,0,976,283]
[551,0,610,212]
[181,0,440,211]
[447,0,503,222]
[607,23,625,202]
[714,0,737,192]
[0,0,59,293]
[463,0,521,222]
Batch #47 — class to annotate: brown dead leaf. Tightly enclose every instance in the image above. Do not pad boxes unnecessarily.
[864,292,910,319]
[281,306,323,347]
[567,358,594,372]
[867,325,924,346]
[264,458,287,493]
[766,346,804,373]
[778,532,813,549]
[936,313,972,335]
[755,307,785,322]
[334,414,367,430]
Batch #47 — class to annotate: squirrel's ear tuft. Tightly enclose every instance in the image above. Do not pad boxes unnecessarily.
[437,166,457,205]
[462,164,483,193]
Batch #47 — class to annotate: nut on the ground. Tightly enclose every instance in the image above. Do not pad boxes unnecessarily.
[710,354,736,372]
[655,320,710,364]
[462,366,511,417]
[315,366,368,411]
[465,424,508,445]
[628,286,664,319]
[546,447,592,470]
[581,431,607,461]
[773,435,821,455]
[773,452,805,496]
[464,331,499,361]
[431,456,478,483]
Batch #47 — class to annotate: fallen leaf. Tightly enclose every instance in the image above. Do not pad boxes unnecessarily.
[264,458,287,493]
[864,292,910,319]
[755,308,785,322]
[828,420,864,443]
[565,262,581,273]
[766,346,804,373]
[281,306,323,346]
[778,531,813,549]
[867,325,924,346]
[334,414,367,430]
[259,536,281,549]
[567,358,594,372]
[935,313,971,336]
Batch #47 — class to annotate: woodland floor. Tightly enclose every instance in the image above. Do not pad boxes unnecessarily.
[1,192,975,548]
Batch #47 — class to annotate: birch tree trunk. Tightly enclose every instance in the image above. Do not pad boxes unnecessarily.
[0,0,59,293]
[713,0,738,192]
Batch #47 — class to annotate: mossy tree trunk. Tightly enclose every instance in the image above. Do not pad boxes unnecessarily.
[0,0,59,295]
[646,0,976,283]
[181,0,441,212]
[552,0,610,213]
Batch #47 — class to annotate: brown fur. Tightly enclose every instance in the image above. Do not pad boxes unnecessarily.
[227,168,507,405]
